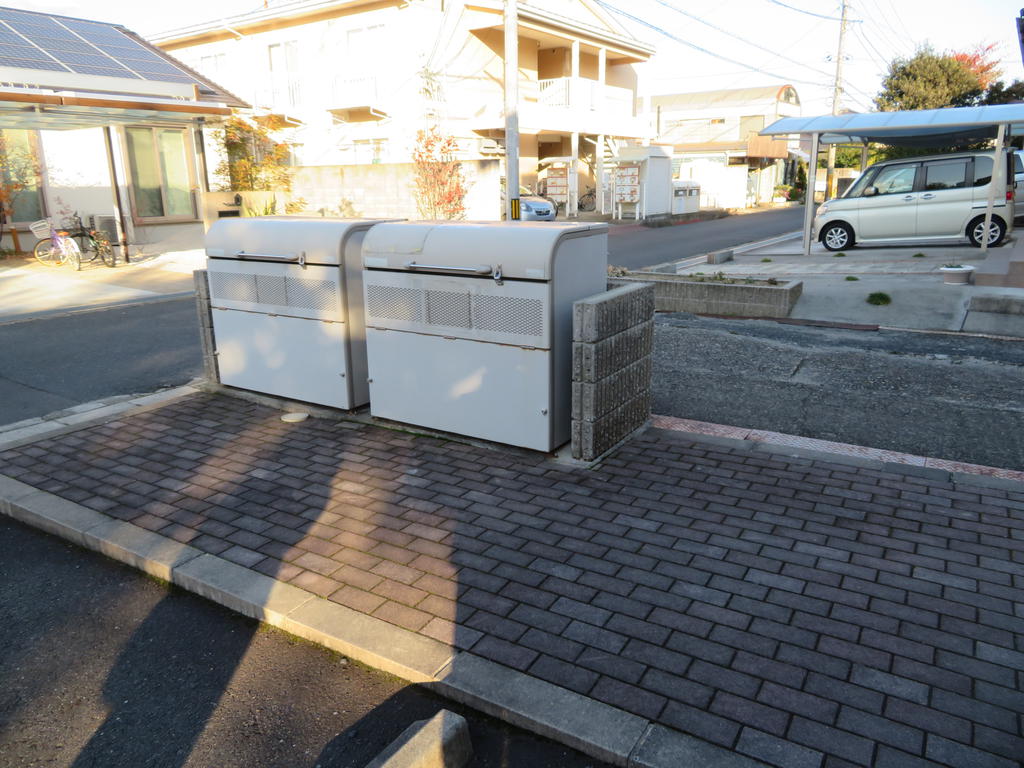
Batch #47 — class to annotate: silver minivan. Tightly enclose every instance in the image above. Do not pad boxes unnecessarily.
[814,150,1015,250]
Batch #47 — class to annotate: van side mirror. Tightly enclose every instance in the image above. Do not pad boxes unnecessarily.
[863,186,877,197]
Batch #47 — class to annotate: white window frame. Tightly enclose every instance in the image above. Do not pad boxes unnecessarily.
[123,124,198,224]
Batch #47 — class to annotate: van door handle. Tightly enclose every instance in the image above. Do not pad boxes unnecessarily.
[903,195,915,201]
[920,193,935,200]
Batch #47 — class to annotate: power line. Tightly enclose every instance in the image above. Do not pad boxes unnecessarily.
[878,0,913,41]
[649,0,836,81]
[594,0,832,88]
[855,0,911,59]
[762,0,852,22]
[853,23,890,70]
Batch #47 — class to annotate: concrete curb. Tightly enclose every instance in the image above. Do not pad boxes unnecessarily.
[366,710,472,768]
[0,476,767,768]
[646,426,1024,492]
[0,382,202,451]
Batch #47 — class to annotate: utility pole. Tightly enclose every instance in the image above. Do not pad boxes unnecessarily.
[504,0,520,221]
[825,0,849,201]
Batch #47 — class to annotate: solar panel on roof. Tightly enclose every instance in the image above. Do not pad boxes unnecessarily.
[0,56,65,71]
[72,65,141,78]
[0,7,205,86]
[3,44,52,58]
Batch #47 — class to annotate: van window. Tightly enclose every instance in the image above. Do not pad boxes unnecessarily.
[974,156,993,186]
[871,164,916,195]
[1014,153,1023,174]
[924,160,968,190]
[844,171,872,198]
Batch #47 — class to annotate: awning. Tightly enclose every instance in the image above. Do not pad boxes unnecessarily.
[761,104,1024,147]
[0,87,230,130]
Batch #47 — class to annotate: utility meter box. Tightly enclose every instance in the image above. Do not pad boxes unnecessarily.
[362,221,608,451]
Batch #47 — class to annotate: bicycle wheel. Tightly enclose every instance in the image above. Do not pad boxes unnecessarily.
[33,238,66,266]
[95,234,116,267]
[74,233,98,264]
[578,192,596,212]
[62,236,82,271]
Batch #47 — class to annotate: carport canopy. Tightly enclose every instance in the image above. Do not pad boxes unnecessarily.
[760,104,1024,254]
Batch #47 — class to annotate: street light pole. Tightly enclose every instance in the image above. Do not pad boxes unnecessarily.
[504,0,520,221]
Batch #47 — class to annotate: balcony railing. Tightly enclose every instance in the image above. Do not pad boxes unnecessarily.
[332,75,379,107]
[537,77,634,114]
[253,80,302,112]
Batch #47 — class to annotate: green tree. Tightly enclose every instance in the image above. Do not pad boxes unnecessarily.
[980,79,1024,105]
[818,146,873,169]
[874,47,982,112]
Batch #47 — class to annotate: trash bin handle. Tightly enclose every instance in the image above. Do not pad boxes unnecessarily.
[235,250,306,267]
[404,261,492,275]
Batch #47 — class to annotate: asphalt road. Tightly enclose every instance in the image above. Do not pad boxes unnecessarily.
[0,517,609,768]
[653,314,1024,470]
[0,296,202,425]
[607,206,804,270]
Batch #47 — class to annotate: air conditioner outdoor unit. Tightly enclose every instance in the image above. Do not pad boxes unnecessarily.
[89,214,118,243]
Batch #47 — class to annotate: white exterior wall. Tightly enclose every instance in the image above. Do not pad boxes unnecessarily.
[163,1,649,220]
[656,96,801,145]
[170,4,490,168]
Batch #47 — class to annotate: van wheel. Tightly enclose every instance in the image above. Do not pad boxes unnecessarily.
[967,215,1006,247]
[821,222,854,251]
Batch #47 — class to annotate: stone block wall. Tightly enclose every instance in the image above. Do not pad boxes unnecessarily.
[571,282,655,461]
[193,270,219,384]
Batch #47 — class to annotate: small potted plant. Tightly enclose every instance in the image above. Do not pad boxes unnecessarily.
[939,263,974,285]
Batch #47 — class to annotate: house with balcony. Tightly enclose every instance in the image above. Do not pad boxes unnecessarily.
[152,0,655,219]
[648,84,802,209]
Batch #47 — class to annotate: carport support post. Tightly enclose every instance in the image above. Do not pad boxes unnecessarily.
[802,132,820,256]
[980,122,1006,255]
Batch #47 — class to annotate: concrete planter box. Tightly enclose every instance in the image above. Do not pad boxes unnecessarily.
[608,272,802,317]
[939,265,974,285]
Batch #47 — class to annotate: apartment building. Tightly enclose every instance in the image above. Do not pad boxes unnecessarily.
[649,84,802,209]
[153,0,655,219]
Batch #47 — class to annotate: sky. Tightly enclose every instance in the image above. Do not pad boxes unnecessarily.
[17,0,1024,116]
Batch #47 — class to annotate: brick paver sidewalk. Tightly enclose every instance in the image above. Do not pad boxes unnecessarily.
[3,393,1022,768]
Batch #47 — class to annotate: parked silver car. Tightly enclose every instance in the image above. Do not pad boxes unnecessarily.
[518,186,556,221]
[814,150,1015,250]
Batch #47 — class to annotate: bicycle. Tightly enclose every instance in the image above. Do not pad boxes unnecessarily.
[578,186,597,212]
[31,214,115,270]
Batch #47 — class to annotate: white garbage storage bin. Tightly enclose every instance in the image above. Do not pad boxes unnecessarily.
[362,221,608,451]
[206,217,386,410]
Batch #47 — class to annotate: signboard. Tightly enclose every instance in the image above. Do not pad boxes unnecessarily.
[614,164,640,204]
[545,166,568,203]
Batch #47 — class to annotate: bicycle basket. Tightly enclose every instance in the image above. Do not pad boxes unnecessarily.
[29,219,52,239]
